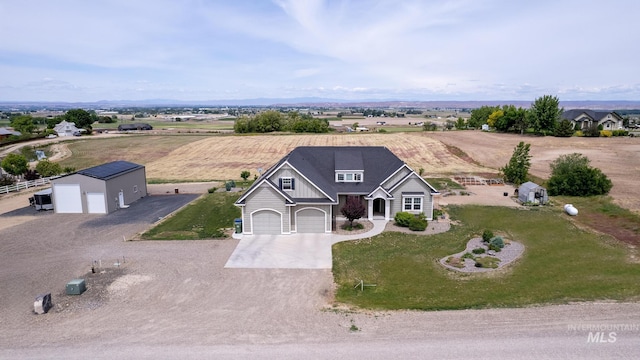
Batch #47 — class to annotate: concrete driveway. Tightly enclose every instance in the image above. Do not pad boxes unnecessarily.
[225,220,387,269]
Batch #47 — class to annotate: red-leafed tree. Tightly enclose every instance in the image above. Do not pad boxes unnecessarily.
[341,196,366,227]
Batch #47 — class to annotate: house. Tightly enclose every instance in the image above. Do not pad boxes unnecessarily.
[53,120,81,137]
[118,123,153,131]
[518,181,548,205]
[0,127,21,140]
[561,109,624,130]
[235,146,439,235]
[51,161,147,214]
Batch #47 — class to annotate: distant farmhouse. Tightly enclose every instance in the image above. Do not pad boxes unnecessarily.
[118,123,153,131]
[53,120,81,137]
[561,110,624,130]
[0,127,21,140]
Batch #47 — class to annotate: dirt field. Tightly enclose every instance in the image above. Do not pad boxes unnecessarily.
[428,131,640,213]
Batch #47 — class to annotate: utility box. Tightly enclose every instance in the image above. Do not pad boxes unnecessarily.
[34,293,53,314]
[234,218,242,233]
[66,279,86,295]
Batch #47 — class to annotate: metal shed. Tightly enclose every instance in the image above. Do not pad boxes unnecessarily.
[518,181,548,205]
[51,161,147,214]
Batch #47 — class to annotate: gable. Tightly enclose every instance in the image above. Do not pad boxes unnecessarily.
[270,163,329,200]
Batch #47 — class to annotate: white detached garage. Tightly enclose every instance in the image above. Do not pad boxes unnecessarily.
[51,161,147,214]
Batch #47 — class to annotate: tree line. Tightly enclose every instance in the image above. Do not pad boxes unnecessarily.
[234,110,330,133]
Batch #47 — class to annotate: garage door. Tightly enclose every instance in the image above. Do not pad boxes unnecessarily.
[296,208,326,233]
[53,184,82,213]
[252,210,282,234]
[86,192,106,214]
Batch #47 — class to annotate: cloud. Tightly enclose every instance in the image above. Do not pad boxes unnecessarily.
[0,1,639,101]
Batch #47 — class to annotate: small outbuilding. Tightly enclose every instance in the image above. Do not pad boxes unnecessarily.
[51,161,147,214]
[518,181,548,205]
[118,123,153,131]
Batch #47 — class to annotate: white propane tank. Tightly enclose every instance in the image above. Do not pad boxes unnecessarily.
[564,204,578,216]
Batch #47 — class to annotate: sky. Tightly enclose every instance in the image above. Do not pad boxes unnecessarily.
[1,0,639,102]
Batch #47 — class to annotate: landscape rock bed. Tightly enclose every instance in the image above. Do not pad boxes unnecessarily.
[440,237,524,273]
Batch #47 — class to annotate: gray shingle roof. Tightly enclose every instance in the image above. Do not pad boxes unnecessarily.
[78,160,144,181]
[561,109,621,121]
[269,146,406,200]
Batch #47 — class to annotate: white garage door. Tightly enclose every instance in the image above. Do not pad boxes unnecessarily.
[53,184,82,213]
[296,208,326,233]
[86,192,106,214]
[252,210,282,234]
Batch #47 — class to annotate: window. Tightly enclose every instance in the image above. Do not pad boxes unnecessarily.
[280,177,294,191]
[336,172,363,183]
[403,197,422,211]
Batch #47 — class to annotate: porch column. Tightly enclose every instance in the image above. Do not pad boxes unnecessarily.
[385,198,390,220]
[368,199,374,220]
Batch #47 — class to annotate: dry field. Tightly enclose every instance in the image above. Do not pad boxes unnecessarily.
[144,133,494,181]
[429,132,640,213]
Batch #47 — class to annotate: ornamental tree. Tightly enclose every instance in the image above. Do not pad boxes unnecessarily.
[341,195,366,227]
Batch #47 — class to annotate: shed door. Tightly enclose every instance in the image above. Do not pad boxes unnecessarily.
[296,208,326,233]
[252,210,282,234]
[86,193,106,214]
[53,184,82,213]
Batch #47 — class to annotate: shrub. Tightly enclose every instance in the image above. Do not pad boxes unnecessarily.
[490,236,505,249]
[547,153,612,196]
[208,187,217,194]
[600,130,612,137]
[575,130,584,137]
[408,216,427,231]
[472,248,486,254]
[0,174,15,186]
[461,252,475,260]
[394,212,414,227]
[63,166,76,174]
[482,230,494,243]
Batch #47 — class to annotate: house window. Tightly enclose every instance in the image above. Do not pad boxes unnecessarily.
[280,177,294,191]
[133,185,138,193]
[403,196,423,211]
[335,172,363,182]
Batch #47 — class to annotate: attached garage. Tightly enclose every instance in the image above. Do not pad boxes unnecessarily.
[52,184,82,213]
[252,210,282,234]
[296,208,327,233]
[51,160,147,214]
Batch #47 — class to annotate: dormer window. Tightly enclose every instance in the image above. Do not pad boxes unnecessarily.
[336,172,363,183]
[279,177,294,191]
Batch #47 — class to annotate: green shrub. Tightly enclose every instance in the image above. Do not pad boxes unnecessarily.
[489,236,505,249]
[482,230,494,243]
[394,212,414,227]
[208,187,217,194]
[461,252,475,260]
[472,248,486,254]
[408,216,428,231]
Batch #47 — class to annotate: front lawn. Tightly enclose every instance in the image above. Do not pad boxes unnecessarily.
[333,205,640,310]
[141,192,240,240]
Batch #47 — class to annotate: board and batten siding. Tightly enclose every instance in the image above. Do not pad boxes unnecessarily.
[389,175,434,220]
[271,166,326,199]
[382,166,412,189]
[242,183,290,234]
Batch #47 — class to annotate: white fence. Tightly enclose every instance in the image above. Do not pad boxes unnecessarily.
[0,177,53,195]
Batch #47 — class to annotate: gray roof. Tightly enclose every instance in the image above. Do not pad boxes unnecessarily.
[561,109,621,122]
[78,160,144,181]
[261,146,410,201]
[0,127,21,136]
[518,181,543,193]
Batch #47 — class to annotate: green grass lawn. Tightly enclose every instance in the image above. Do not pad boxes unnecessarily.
[141,192,241,240]
[333,205,640,310]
